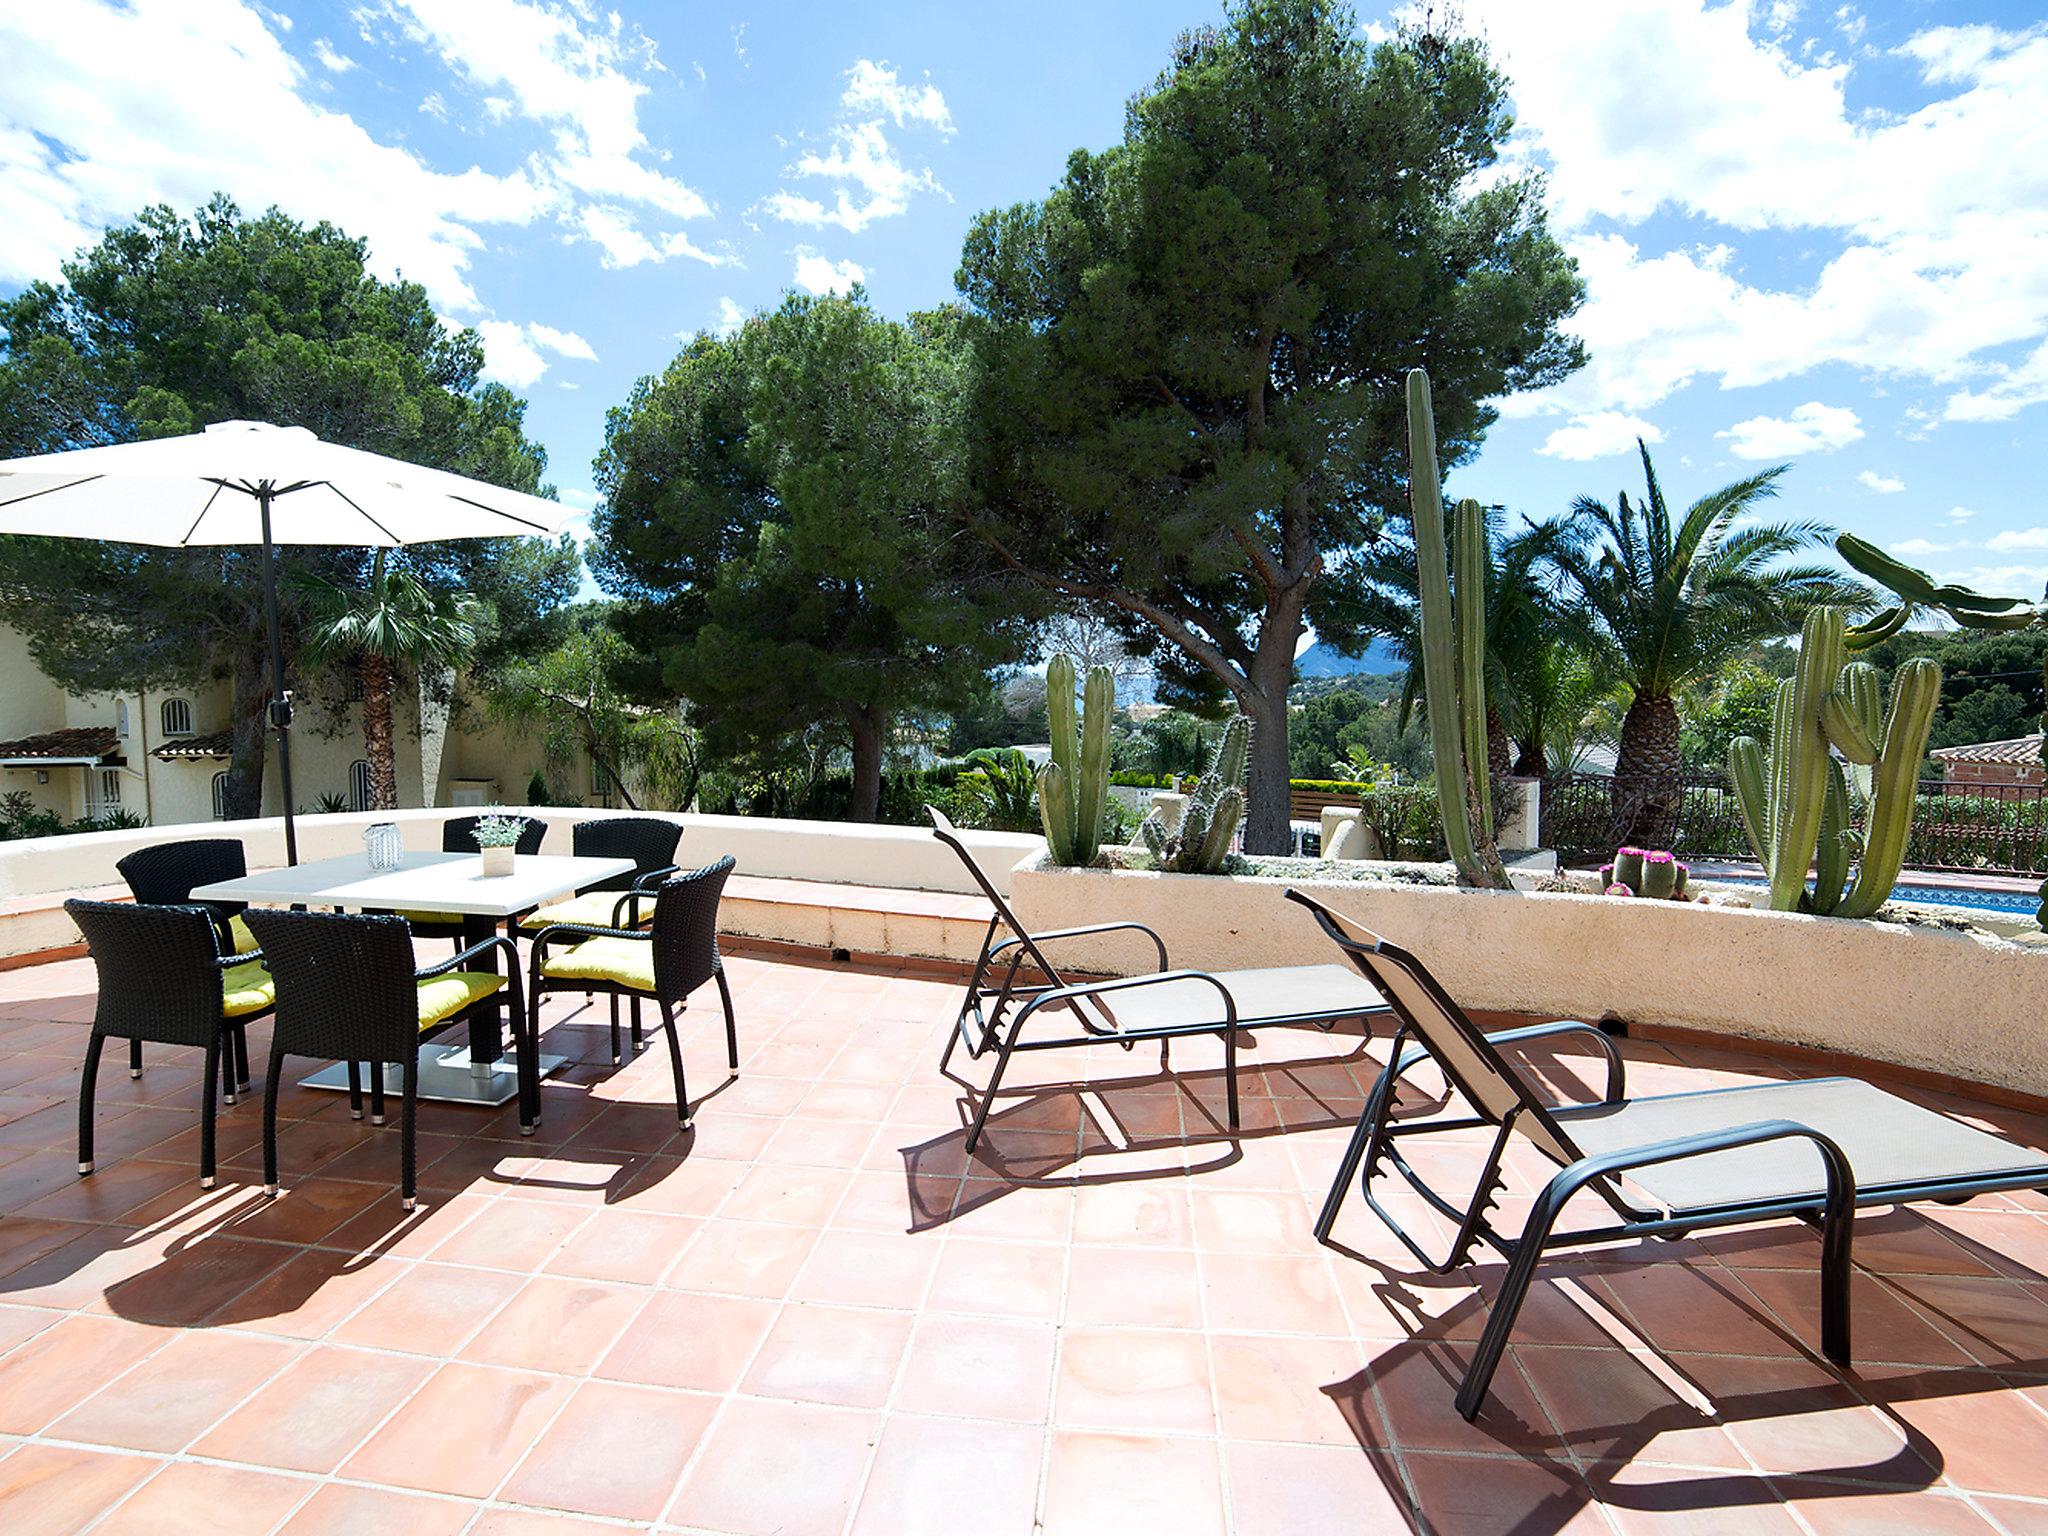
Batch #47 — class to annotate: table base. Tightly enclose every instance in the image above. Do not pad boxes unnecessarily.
[299,1043,569,1108]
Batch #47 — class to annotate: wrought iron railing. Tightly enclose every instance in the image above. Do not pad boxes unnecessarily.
[1544,772,2048,876]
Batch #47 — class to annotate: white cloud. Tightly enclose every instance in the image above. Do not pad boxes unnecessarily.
[841,59,955,133]
[1984,528,2048,552]
[1466,6,2048,423]
[311,37,357,73]
[1537,412,1663,461]
[1945,339,2048,423]
[357,1,714,264]
[476,319,597,388]
[763,58,951,235]
[712,297,746,337]
[419,91,448,121]
[1949,506,1979,522]
[792,247,864,296]
[1856,470,1905,494]
[1890,539,1952,557]
[0,0,552,312]
[1935,563,2048,595]
[1717,401,1863,459]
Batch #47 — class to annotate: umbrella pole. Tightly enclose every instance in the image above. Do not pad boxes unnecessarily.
[257,487,299,866]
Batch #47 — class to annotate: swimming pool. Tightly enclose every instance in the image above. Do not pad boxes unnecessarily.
[1708,873,2041,916]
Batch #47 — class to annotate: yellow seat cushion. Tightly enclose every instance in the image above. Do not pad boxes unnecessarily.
[519,891,651,931]
[394,909,465,928]
[226,915,260,956]
[417,972,507,1031]
[221,959,275,1018]
[540,936,655,993]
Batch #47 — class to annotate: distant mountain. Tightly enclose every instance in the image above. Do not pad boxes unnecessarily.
[1294,638,1405,679]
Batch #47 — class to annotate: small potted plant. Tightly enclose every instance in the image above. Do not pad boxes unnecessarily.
[472,813,527,876]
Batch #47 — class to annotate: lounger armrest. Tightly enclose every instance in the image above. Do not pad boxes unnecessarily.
[632,864,681,891]
[1013,968,1236,1035]
[990,921,1170,971]
[1540,1117,1856,1230]
[1484,1021,1625,1103]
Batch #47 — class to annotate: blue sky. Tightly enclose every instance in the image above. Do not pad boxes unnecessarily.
[3,0,2046,614]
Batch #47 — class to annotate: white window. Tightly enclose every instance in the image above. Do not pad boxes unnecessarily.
[115,699,129,739]
[211,772,229,821]
[161,698,193,737]
[349,759,373,812]
[98,769,121,807]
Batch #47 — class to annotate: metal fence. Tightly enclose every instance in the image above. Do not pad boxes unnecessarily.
[1544,773,2048,877]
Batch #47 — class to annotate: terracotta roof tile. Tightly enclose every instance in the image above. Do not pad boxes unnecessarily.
[0,726,120,762]
[1929,734,2045,765]
[152,729,235,760]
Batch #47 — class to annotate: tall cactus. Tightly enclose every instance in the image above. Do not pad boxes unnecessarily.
[1037,652,1114,866]
[1138,715,1248,873]
[1728,606,1940,916]
[1407,367,1509,888]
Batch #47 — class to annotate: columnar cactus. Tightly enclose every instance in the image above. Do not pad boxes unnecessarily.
[1037,652,1114,867]
[1407,367,1508,889]
[1728,606,1941,916]
[1138,716,1248,873]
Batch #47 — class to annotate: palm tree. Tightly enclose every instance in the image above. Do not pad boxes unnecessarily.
[1348,507,1588,781]
[301,552,478,810]
[1557,442,1862,839]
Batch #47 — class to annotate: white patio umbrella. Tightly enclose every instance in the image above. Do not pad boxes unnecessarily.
[0,420,572,862]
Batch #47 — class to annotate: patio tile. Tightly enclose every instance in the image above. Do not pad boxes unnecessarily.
[0,1312,163,1433]
[329,1259,524,1355]
[673,1397,881,1536]
[456,1274,648,1374]
[787,1226,943,1308]
[1040,1431,1225,1536]
[1210,1332,1377,1446]
[742,1301,913,1408]
[1054,1326,1216,1434]
[500,1379,718,1520]
[1221,1441,1413,1536]
[1064,1244,1205,1330]
[1200,1253,1350,1336]
[593,1289,778,1392]
[672,1217,819,1298]
[891,1314,1057,1423]
[48,1327,300,1452]
[0,1443,162,1536]
[543,1208,700,1284]
[424,1193,589,1270]
[208,1248,408,1337]
[275,1483,475,1536]
[849,1414,1042,1536]
[192,1343,436,1472]
[342,1360,573,1498]
[92,1461,309,1536]
[925,1236,1067,1321]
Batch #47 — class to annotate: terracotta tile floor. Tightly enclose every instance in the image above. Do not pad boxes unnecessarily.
[1,944,2047,1533]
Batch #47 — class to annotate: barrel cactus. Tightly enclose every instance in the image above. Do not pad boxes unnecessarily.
[1728,606,1941,917]
[1604,847,1687,899]
[1138,716,1248,874]
[1037,653,1113,867]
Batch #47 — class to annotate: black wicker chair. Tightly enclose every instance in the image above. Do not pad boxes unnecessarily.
[245,909,529,1210]
[527,857,739,1129]
[381,814,548,951]
[65,899,275,1188]
[115,837,259,1089]
[519,816,685,1062]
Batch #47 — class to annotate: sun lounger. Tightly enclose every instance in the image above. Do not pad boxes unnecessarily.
[928,808,1387,1150]
[1288,887,2048,1420]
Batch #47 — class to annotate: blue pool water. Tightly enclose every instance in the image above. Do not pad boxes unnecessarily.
[1712,874,2038,916]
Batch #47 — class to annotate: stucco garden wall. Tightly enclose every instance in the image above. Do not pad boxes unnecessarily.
[1008,856,2048,1100]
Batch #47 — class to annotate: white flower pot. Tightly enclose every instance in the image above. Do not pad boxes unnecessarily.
[480,844,516,877]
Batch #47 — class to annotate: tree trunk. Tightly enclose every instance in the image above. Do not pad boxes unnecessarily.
[847,706,885,823]
[1486,704,1513,785]
[223,647,267,819]
[361,651,398,810]
[1240,625,1300,855]
[1614,690,1683,849]
[1511,736,1545,778]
